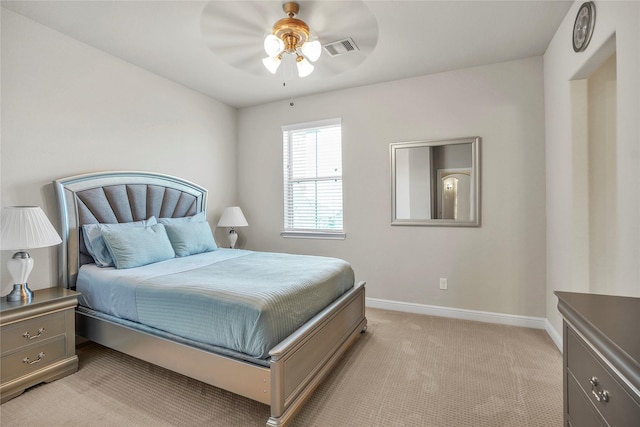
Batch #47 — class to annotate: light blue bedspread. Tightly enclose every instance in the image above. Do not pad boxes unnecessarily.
[77,249,354,358]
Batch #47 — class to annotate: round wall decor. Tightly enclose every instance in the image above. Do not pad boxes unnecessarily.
[573,2,596,52]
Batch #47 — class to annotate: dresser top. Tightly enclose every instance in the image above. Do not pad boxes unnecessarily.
[556,291,640,391]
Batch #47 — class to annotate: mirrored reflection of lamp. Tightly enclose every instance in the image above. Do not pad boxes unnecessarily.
[217,207,248,249]
[1,206,62,302]
[262,2,321,78]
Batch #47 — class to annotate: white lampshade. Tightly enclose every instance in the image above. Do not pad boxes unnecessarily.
[1,206,62,302]
[217,206,248,228]
[1,206,61,250]
[296,57,314,77]
[301,40,322,62]
[264,34,284,57]
[262,56,282,74]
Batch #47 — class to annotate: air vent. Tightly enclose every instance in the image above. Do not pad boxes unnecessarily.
[323,38,359,57]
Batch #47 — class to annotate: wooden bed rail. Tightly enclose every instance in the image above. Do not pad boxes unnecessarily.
[268,281,366,426]
[269,281,366,359]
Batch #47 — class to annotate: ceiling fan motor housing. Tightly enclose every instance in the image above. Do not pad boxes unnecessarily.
[272,2,310,52]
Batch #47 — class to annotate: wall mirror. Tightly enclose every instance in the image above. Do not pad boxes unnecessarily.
[391,137,480,226]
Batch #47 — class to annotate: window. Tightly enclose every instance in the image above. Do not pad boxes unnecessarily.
[282,118,345,239]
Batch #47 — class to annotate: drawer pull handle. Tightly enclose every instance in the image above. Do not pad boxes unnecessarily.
[22,327,45,340]
[592,389,610,403]
[22,352,45,365]
[589,376,610,403]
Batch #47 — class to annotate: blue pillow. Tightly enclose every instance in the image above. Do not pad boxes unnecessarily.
[101,224,175,269]
[83,217,157,267]
[158,211,205,225]
[164,221,217,257]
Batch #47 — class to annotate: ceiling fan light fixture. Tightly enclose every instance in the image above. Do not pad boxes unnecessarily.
[262,56,282,74]
[264,34,284,57]
[301,39,321,62]
[262,2,320,77]
[296,56,314,78]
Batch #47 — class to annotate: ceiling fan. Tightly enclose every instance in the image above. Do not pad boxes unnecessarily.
[262,2,321,77]
[200,1,379,80]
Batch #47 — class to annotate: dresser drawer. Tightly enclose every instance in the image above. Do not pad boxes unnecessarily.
[0,337,67,383]
[567,328,640,426]
[567,373,606,427]
[1,311,66,355]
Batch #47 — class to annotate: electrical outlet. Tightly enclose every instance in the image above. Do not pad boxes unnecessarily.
[439,278,448,290]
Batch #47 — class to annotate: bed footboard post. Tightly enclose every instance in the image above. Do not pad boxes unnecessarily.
[267,282,366,426]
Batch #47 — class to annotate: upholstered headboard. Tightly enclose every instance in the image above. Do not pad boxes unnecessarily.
[54,171,208,289]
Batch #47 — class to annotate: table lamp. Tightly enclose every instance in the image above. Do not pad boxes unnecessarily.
[217,206,248,249]
[1,206,62,302]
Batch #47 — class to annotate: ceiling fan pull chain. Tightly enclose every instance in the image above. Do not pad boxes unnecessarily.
[282,81,295,107]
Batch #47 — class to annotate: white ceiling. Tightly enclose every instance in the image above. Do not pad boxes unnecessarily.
[1,0,572,109]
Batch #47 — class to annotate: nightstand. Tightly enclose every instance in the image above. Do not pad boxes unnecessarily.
[1,287,79,403]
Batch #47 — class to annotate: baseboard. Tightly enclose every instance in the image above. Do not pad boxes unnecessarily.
[545,319,563,352]
[365,297,548,330]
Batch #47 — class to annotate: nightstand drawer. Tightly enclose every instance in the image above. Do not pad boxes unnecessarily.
[1,311,66,355]
[1,337,67,383]
[566,328,640,426]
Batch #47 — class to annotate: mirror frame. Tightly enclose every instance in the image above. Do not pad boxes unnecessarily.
[390,137,481,227]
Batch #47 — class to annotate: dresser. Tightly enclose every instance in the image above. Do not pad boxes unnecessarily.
[556,291,640,426]
[1,287,79,403]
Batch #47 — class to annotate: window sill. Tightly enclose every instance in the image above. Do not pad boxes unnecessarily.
[280,231,346,240]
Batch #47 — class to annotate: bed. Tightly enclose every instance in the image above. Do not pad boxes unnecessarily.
[53,171,366,427]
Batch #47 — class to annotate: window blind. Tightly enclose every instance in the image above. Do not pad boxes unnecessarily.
[282,119,343,237]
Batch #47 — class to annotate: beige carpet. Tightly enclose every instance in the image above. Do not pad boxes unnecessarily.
[1,308,563,426]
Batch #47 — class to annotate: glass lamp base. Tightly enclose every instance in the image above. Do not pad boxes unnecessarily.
[228,228,238,249]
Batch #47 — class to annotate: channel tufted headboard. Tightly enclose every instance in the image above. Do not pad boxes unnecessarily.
[54,171,208,289]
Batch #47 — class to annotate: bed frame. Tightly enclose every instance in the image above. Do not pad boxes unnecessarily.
[53,171,367,427]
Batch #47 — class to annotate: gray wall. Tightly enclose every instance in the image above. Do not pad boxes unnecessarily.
[238,57,547,318]
[0,10,238,295]
[9,2,632,331]
[544,1,640,339]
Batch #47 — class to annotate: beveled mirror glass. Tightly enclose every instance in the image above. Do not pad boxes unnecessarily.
[391,137,480,226]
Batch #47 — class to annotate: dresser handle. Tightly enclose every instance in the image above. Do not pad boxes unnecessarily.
[22,327,45,340]
[589,376,610,403]
[22,352,45,365]
[592,389,610,403]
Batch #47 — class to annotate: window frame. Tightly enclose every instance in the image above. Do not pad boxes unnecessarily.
[281,118,346,240]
